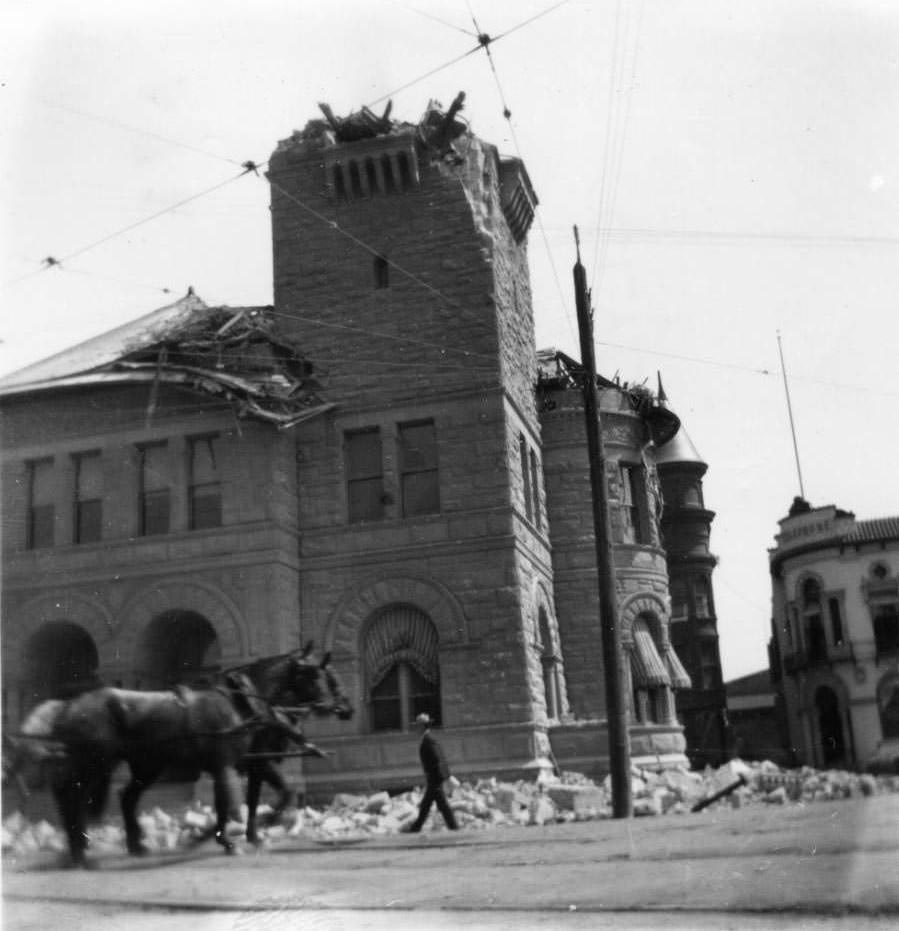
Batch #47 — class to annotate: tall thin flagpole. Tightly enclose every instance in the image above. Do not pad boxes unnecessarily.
[776,330,805,499]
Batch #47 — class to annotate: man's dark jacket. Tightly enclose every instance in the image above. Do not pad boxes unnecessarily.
[419,730,450,785]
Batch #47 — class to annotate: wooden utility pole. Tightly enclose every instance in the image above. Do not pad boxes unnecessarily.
[572,227,632,818]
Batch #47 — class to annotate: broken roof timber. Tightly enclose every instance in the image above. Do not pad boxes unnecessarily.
[0,290,331,430]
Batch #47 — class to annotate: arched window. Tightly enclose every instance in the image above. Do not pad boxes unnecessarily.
[538,607,561,720]
[364,605,441,732]
[23,621,100,708]
[628,614,671,725]
[802,578,827,663]
[136,611,221,689]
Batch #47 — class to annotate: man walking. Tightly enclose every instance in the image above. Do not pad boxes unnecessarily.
[406,713,458,832]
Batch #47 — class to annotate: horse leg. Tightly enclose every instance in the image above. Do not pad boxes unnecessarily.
[213,764,242,855]
[264,761,293,819]
[245,762,263,845]
[120,764,161,855]
[53,776,90,868]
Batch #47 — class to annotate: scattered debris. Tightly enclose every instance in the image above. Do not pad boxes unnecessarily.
[5,759,899,858]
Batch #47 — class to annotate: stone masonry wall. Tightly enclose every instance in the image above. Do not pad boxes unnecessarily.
[1,386,305,721]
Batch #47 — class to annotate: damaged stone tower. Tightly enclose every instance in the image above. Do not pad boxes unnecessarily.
[266,100,566,788]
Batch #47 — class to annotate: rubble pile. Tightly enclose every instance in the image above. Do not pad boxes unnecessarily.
[5,759,899,858]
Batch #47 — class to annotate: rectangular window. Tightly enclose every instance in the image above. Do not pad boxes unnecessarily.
[73,451,102,544]
[520,434,533,522]
[188,434,222,530]
[620,464,647,544]
[828,597,844,645]
[139,442,170,536]
[399,420,439,517]
[346,428,384,523]
[529,449,542,531]
[27,458,55,549]
[873,604,899,656]
[699,640,720,689]
[373,255,389,289]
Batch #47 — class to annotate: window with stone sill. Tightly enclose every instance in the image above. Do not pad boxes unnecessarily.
[26,457,55,549]
[72,450,102,544]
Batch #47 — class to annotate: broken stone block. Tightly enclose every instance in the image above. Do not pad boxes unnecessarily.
[546,784,606,814]
[528,795,556,826]
[633,795,662,817]
[364,791,391,814]
[764,786,788,804]
[320,815,346,833]
[331,793,367,811]
[493,785,527,814]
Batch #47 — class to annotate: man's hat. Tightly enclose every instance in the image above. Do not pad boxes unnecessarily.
[415,713,431,725]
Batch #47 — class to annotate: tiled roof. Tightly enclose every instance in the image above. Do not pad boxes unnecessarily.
[843,517,899,544]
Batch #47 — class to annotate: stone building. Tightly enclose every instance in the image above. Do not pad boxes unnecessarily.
[655,409,729,766]
[1,100,699,794]
[769,497,899,772]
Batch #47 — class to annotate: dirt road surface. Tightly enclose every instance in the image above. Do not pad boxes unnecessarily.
[5,795,898,930]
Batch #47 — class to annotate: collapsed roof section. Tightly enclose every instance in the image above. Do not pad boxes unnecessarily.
[537,348,681,447]
[0,290,332,430]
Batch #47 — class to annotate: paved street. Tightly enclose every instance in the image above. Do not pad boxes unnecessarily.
[5,795,899,930]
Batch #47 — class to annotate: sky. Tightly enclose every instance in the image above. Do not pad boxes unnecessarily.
[2,0,897,681]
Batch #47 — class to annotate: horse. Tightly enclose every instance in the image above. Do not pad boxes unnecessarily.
[234,646,354,844]
[15,644,352,866]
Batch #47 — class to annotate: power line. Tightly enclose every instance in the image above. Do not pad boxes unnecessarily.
[33,96,243,168]
[543,225,899,246]
[462,2,577,346]
[594,337,899,396]
[404,4,478,38]
[2,168,258,289]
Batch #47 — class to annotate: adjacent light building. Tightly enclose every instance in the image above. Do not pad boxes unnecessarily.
[1,99,721,794]
[768,497,899,772]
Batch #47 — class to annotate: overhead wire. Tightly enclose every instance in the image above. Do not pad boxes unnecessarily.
[2,167,260,289]
[461,1,578,346]
[33,96,244,168]
[595,0,645,300]
[590,0,645,299]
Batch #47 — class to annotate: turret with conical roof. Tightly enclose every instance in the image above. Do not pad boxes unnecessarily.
[653,374,728,766]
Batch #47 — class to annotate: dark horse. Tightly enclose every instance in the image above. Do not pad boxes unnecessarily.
[226,646,354,844]
[16,644,352,866]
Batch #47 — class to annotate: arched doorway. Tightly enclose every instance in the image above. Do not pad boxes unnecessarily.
[814,685,845,767]
[22,621,100,707]
[135,611,221,689]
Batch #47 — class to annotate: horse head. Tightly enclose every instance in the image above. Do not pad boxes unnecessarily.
[281,646,354,721]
